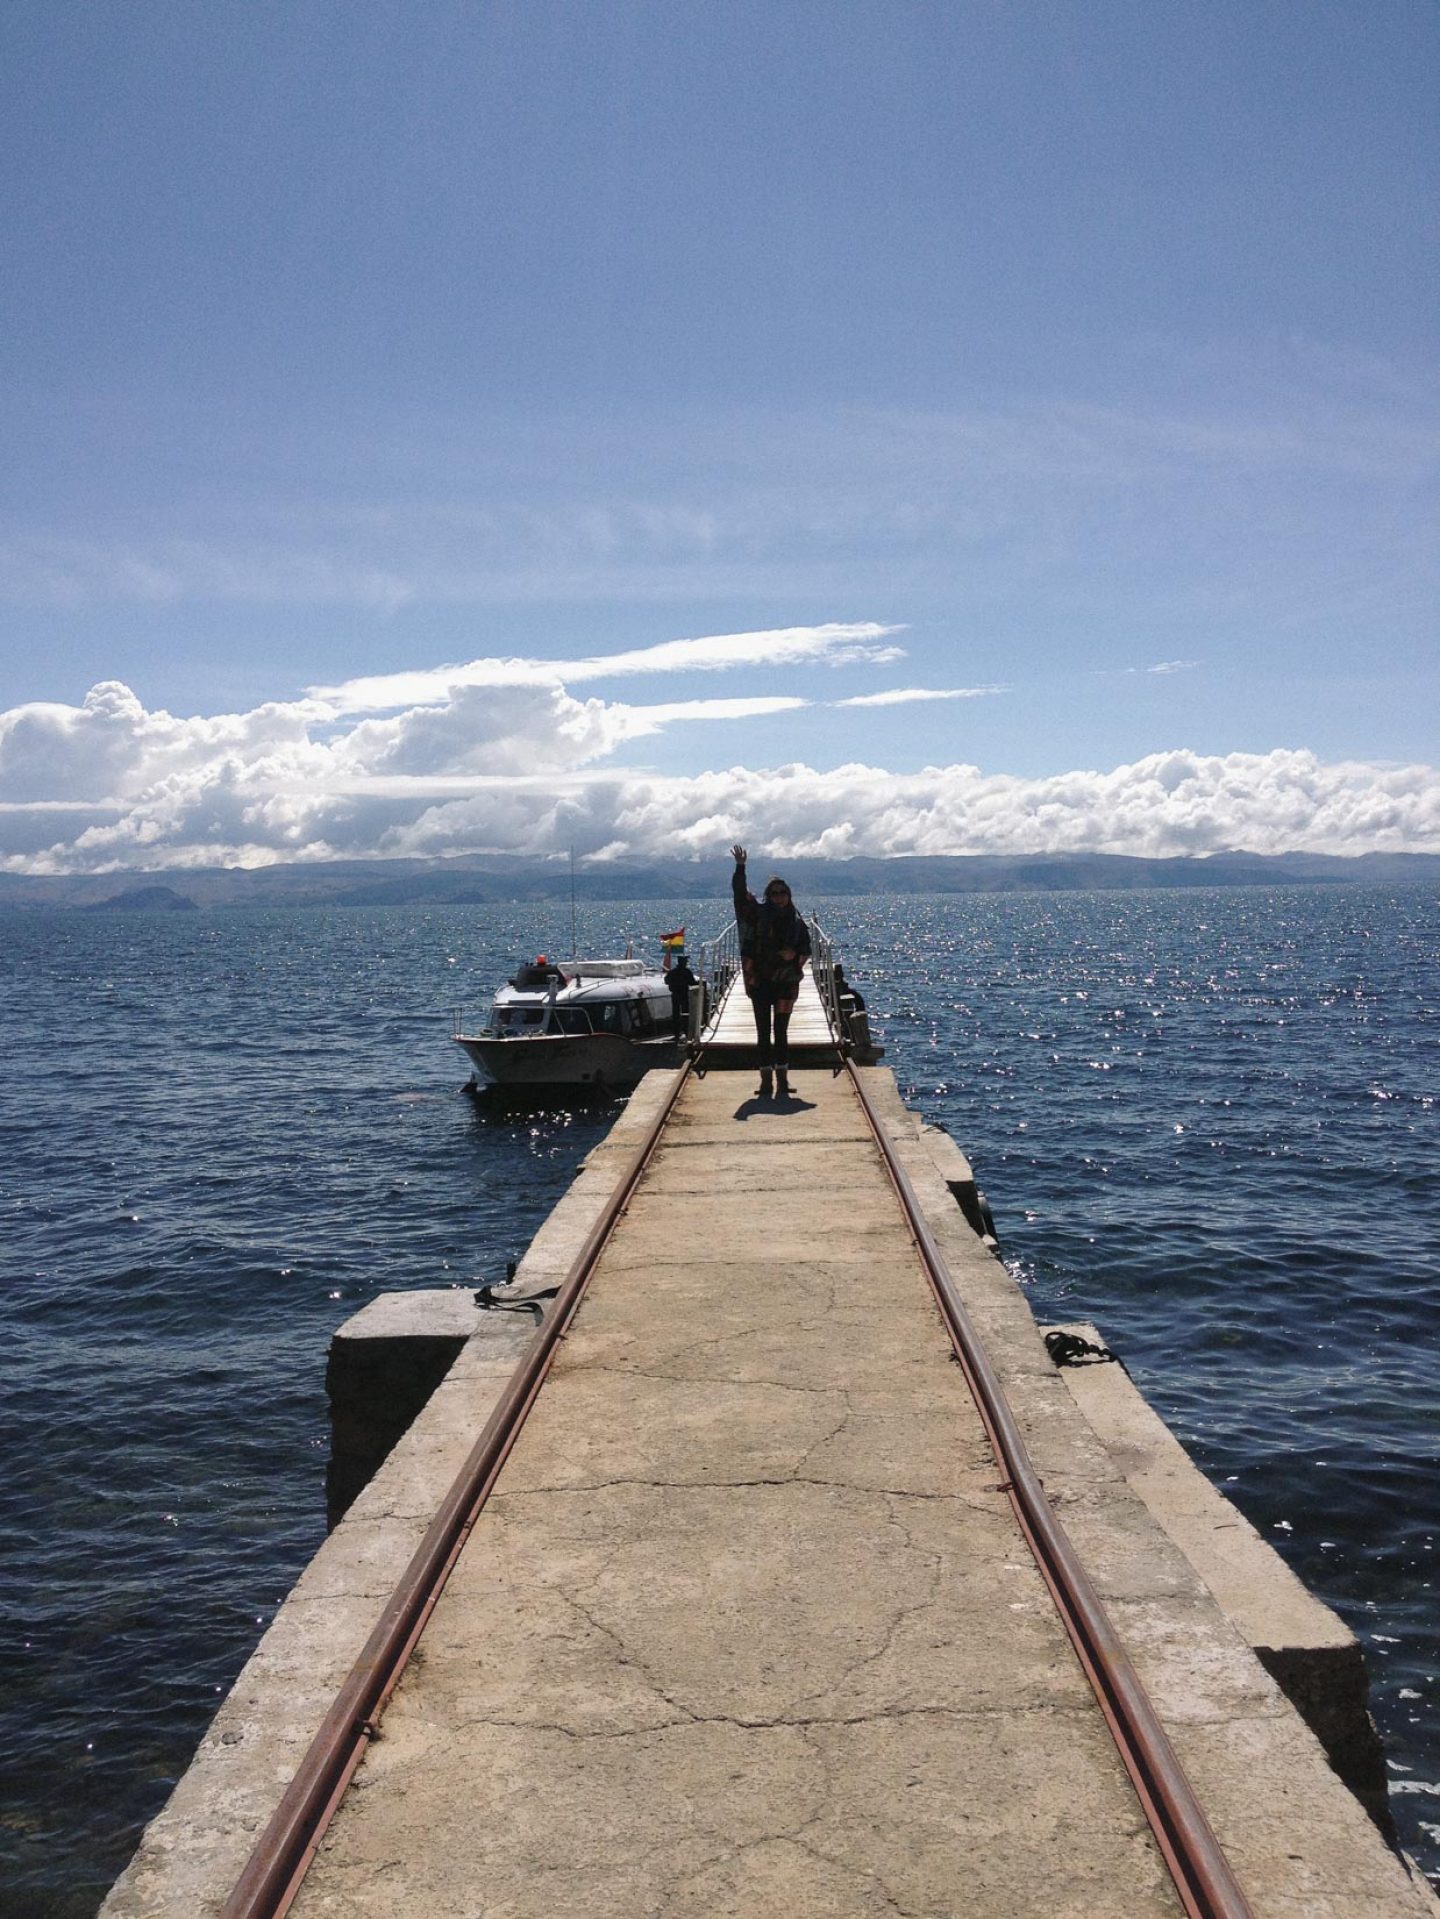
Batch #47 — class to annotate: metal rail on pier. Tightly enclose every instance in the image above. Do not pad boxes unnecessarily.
[845,1059,1254,1919]
[223,1050,1252,1919]
[219,1062,695,1919]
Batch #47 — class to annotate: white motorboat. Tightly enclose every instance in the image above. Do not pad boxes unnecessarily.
[453,952,682,1091]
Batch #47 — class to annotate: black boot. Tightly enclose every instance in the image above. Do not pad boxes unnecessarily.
[775,1068,790,1099]
[756,1069,774,1098]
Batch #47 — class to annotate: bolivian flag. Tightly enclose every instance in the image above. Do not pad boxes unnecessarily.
[660,928,686,950]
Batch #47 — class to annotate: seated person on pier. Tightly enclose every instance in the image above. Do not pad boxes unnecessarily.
[730,843,811,1099]
[833,967,867,1013]
[831,962,865,1031]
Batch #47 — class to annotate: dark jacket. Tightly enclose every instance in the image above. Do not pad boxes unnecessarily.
[732,867,811,993]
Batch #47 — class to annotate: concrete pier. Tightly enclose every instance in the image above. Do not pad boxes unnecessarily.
[103,1067,1437,1919]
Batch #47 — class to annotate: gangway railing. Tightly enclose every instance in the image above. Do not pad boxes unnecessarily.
[691,911,853,1073]
[693,917,740,1043]
[811,914,881,1060]
[694,918,739,1000]
[806,913,845,1052]
[696,912,844,1044]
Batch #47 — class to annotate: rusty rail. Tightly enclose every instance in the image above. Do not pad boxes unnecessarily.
[220,1062,692,1919]
[844,1058,1254,1919]
[224,1050,1252,1919]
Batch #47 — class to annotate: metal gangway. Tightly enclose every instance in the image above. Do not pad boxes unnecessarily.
[687,912,880,1070]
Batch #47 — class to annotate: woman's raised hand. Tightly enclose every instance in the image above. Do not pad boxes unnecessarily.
[730,843,747,865]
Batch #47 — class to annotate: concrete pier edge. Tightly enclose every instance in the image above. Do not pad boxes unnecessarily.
[1038,1316,1391,1835]
[98,1072,680,1919]
[100,1065,1439,1917]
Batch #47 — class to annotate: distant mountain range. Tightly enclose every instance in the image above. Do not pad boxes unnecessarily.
[2,849,1438,911]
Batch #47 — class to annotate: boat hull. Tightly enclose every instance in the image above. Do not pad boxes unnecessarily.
[455,1031,680,1090]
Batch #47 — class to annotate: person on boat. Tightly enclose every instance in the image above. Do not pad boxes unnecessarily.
[730,843,811,1099]
[665,953,698,1037]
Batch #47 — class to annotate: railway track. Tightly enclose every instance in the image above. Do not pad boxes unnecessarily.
[844,1058,1252,1919]
[221,1056,1253,1919]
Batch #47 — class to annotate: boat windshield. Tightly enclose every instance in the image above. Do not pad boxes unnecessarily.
[493,999,657,1037]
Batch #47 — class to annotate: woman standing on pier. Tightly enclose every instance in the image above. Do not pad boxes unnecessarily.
[730,843,811,1099]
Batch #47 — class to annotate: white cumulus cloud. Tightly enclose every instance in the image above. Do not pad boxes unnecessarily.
[2,654,1437,874]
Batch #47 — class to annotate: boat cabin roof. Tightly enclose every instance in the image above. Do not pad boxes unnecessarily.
[496,960,667,1006]
[508,956,651,990]
[569,958,648,979]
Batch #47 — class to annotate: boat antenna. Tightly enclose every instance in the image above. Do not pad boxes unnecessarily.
[569,847,577,962]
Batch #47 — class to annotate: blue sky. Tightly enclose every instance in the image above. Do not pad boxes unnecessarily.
[1,1,1436,869]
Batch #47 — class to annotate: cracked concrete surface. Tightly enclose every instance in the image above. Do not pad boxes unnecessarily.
[106,1064,1436,1919]
[290,1070,1187,1918]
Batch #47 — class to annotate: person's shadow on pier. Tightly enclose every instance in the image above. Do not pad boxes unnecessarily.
[732,1092,818,1120]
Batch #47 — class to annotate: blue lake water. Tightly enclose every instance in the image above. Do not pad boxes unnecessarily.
[2,887,1436,1913]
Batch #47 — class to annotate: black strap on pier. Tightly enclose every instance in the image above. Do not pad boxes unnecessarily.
[1044,1329,1129,1375]
[473,1258,558,1321]
[473,1281,560,1321]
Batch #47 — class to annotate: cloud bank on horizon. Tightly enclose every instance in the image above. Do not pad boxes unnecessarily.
[1,623,1436,874]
